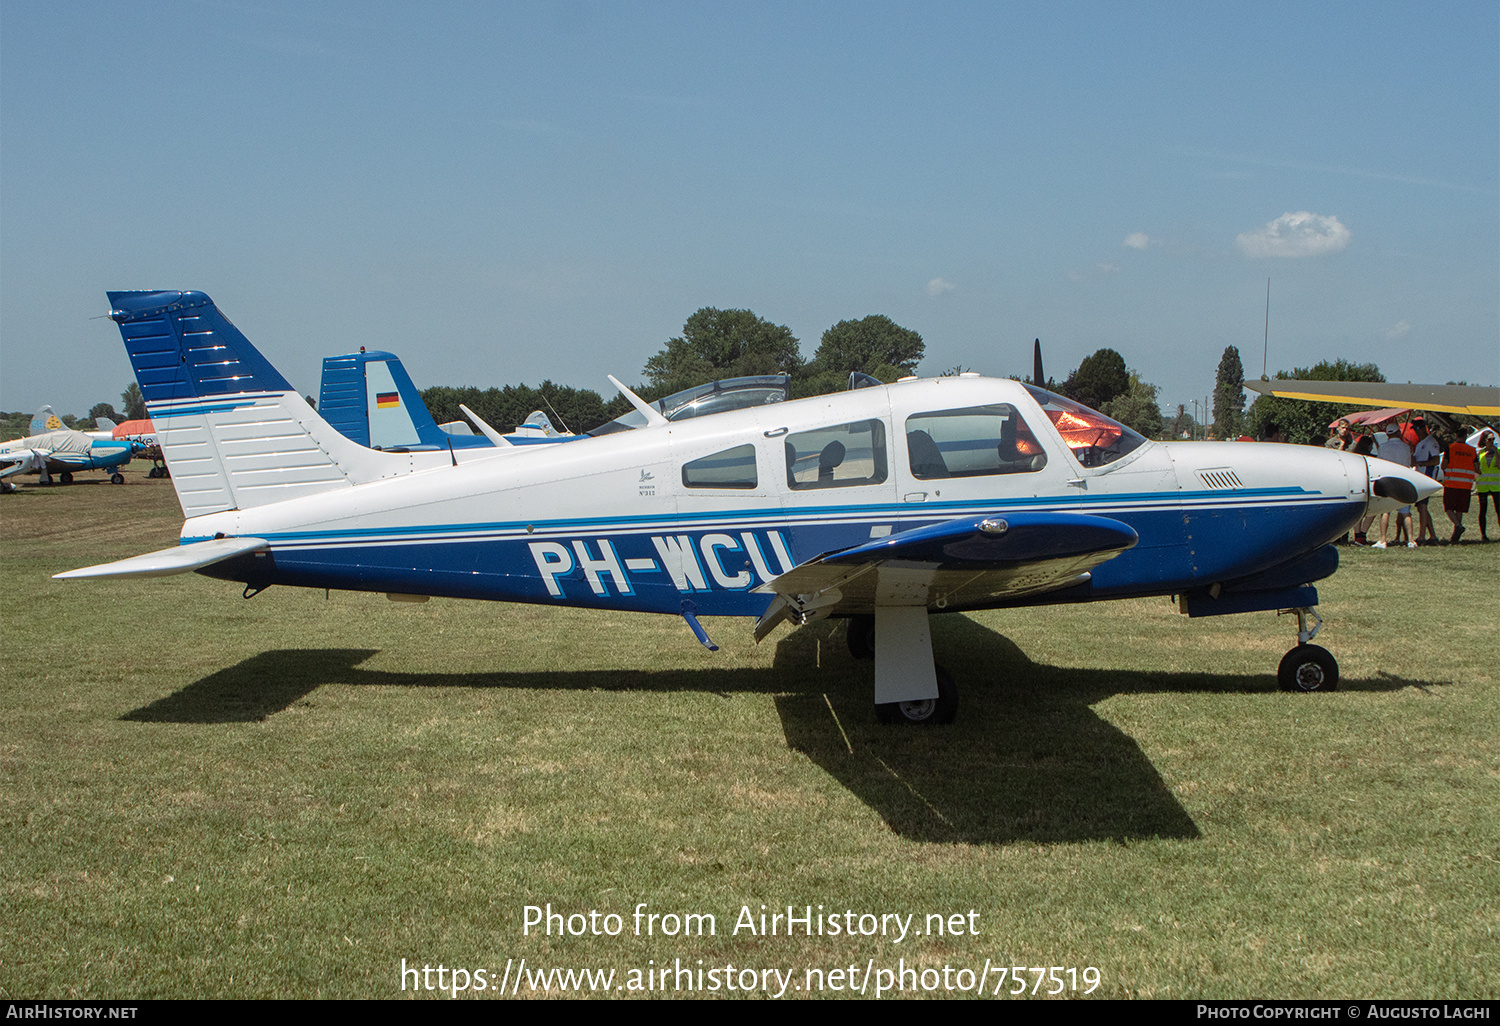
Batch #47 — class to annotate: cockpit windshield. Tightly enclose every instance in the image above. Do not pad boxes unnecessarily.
[1023,385,1147,468]
[589,375,790,436]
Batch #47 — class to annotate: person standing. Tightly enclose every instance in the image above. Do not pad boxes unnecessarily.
[1374,427,1415,549]
[1475,430,1498,542]
[1440,427,1478,543]
[1410,418,1441,545]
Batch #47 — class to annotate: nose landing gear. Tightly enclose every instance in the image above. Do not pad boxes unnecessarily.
[1277,606,1338,692]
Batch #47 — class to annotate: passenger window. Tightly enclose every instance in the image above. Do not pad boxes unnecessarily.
[905,405,1048,479]
[682,444,758,489]
[785,420,888,489]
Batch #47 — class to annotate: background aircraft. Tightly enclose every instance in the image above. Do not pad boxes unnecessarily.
[314,347,792,449]
[1,406,134,491]
[59,290,1437,722]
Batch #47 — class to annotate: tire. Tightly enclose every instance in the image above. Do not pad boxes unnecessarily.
[1278,644,1339,692]
[876,666,958,725]
[846,614,875,660]
[111,473,125,484]
[59,471,73,485]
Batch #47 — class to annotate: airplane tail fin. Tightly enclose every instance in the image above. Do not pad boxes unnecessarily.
[318,349,492,451]
[30,405,64,434]
[106,290,410,518]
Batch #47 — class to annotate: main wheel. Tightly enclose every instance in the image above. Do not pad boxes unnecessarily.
[59,471,73,485]
[111,473,125,484]
[846,614,875,660]
[1278,644,1338,692]
[876,666,958,725]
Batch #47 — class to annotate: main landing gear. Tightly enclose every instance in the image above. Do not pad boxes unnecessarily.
[845,611,958,725]
[1278,606,1338,692]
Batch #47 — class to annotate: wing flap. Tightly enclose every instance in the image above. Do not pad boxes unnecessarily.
[754,511,1137,635]
[54,537,270,580]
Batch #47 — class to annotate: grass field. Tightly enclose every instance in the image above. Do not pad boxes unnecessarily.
[1,475,1495,999]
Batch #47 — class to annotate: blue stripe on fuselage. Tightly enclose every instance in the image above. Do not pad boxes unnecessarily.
[193,490,1362,616]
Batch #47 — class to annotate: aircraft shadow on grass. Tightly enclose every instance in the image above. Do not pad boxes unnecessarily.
[121,616,1431,845]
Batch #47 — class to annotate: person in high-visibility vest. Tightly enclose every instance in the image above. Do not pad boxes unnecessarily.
[1476,429,1499,543]
[1441,427,1479,544]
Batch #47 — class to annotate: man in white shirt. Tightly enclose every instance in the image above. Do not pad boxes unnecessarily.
[1410,417,1441,545]
[1374,426,1415,548]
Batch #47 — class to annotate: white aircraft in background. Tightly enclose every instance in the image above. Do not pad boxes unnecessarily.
[1,406,135,491]
[58,291,1437,722]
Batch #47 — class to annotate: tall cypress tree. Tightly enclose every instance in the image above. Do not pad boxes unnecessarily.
[1213,346,1245,439]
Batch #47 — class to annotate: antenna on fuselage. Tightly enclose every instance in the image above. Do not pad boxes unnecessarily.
[607,375,669,428]
[459,404,511,446]
[1033,338,1045,388]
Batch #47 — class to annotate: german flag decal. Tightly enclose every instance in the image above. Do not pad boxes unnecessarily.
[375,392,400,409]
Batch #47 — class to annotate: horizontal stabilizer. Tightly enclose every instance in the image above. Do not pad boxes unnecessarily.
[54,537,269,580]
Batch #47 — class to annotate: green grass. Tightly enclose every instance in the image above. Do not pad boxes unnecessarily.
[1,477,1496,998]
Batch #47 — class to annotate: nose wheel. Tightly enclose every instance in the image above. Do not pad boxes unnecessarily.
[1277,606,1338,691]
[1278,644,1338,692]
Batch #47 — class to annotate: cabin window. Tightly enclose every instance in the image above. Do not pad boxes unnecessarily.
[682,444,758,489]
[905,405,1048,479]
[1022,385,1147,467]
[785,420,888,489]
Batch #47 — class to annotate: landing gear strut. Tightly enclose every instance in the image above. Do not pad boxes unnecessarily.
[1277,606,1338,692]
[845,614,875,660]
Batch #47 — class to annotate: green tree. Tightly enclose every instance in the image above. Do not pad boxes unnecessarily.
[1212,346,1245,439]
[1063,349,1129,410]
[1245,359,1385,445]
[644,308,803,395]
[422,381,612,436]
[1100,372,1164,440]
[811,316,923,377]
[121,383,147,420]
[88,403,120,428]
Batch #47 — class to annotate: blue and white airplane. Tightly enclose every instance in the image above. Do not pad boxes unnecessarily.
[58,290,1440,722]
[1,406,135,491]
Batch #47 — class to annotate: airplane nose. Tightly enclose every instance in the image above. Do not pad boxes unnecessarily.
[1364,458,1441,514]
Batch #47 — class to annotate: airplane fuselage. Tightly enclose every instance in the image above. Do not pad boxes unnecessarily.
[186,376,1377,617]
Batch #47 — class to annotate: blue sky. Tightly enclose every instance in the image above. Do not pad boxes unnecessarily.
[2,1,1496,420]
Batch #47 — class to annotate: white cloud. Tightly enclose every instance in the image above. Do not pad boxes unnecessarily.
[1385,320,1411,340]
[1123,232,1151,250]
[1236,212,1351,258]
[1097,262,1120,274]
[926,278,955,297]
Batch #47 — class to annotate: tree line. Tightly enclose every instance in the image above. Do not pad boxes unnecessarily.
[423,306,1179,440]
[9,310,1379,448]
[1,384,147,440]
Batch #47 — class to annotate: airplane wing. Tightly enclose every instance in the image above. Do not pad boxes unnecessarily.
[54,537,269,580]
[1,449,47,479]
[753,511,1139,641]
[1243,379,1500,418]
